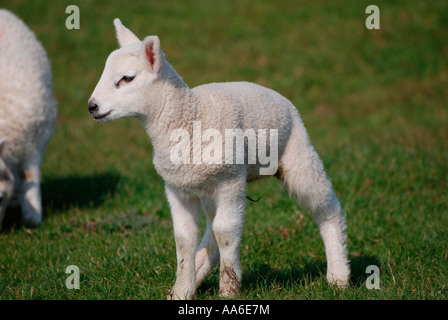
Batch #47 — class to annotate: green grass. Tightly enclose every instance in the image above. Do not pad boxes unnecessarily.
[1,0,447,300]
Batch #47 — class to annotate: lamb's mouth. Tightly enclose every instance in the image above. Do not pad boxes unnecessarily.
[93,111,112,121]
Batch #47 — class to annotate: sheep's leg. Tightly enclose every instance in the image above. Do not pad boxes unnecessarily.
[195,197,219,288]
[316,208,350,287]
[279,137,350,287]
[20,158,43,227]
[212,179,246,298]
[165,184,201,300]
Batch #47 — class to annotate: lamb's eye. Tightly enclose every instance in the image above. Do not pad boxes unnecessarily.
[122,75,135,83]
[115,75,135,88]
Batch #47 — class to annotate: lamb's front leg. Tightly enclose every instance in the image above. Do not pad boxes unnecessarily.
[20,158,43,227]
[212,179,246,298]
[165,184,201,300]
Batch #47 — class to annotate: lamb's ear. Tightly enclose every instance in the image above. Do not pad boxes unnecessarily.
[143,36,163,75]
[114,18,140,47]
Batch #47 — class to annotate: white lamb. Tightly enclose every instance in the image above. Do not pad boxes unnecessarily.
[89,19,350,299]
[0,10,57,227]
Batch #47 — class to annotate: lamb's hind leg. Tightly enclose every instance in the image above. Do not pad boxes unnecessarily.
[195,197,219,289]
[280,141,350,287]
[20,156,43,227]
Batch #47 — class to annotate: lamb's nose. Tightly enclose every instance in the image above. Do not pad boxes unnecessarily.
[88,99,98,114]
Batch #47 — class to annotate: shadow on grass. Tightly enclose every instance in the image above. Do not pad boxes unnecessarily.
[1,172,121,232]
[241,260,327,291]
[349,254,382,287]
[41,172,121,212]
[236,254,380,294]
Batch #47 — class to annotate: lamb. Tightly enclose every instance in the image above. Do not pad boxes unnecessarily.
[88,19,350,299]
[0,10,57,227]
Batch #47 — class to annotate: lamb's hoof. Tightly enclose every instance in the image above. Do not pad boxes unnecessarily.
[168,291,195,300]
[327,272,350,289]
[21,214,42,228]
[218,286,240,299]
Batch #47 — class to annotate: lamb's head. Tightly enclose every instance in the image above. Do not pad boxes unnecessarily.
[88,19,171,123]
[0,140,15,223]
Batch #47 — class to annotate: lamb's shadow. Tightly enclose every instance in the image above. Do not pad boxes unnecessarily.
[242,254,380,291]
[348,254,382,287]
[241,260,327,292]
[41,172,121,213]
[202,254,381,295]
[1,172,120,231]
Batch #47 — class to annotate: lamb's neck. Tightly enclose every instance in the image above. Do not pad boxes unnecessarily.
[140,79,198,149]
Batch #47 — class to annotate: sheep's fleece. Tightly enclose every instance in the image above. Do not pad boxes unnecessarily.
[0,9,57,227]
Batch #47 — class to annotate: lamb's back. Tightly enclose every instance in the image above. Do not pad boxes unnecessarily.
[0,10,56,164]
[192,81,300,152]
[192,81,297,130]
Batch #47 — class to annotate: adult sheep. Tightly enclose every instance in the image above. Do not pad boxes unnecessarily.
[0,10,57,227]
[89,19,350,299]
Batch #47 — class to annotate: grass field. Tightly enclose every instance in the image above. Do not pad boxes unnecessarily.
[0,0,447,300]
